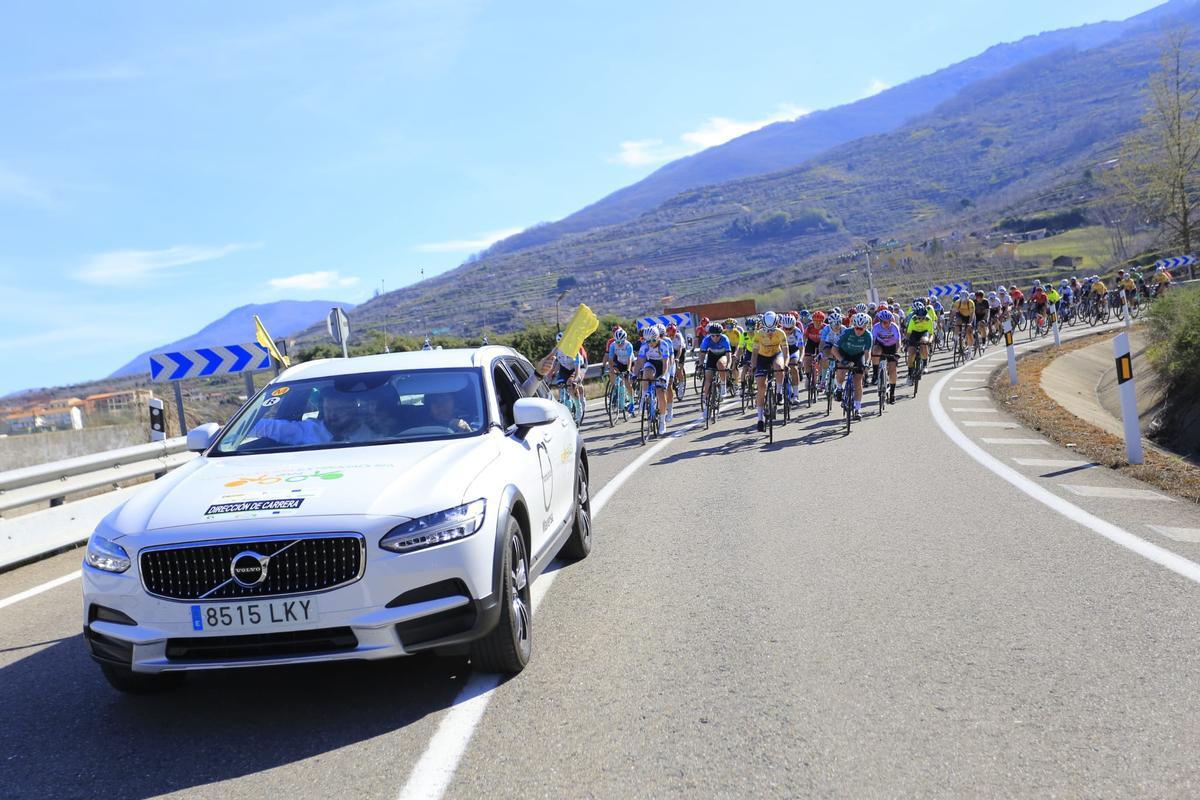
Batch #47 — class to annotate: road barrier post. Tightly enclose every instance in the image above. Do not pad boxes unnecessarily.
[1003,320,1017,385]
[149,398,166,443]
[1053,316,1061,348]
[1112,332,1144,465]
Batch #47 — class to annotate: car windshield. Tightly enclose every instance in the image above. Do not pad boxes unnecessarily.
[212,368,487,455]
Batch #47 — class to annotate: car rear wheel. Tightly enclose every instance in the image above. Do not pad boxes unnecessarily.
[470,519,532,674]
[99,663,184,694]
[560,459,592,561]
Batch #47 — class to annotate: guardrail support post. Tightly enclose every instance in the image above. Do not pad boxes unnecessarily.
[1113,332,1144,465]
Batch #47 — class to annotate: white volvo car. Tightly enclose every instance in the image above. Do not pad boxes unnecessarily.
[82,347,592,692]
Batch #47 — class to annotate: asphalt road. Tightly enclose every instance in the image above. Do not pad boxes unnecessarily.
[2,321,1199,799]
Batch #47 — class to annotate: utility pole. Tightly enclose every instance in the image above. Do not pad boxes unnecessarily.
[555,289,570,333]
[863,243,878,304]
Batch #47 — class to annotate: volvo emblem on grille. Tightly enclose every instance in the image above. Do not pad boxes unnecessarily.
[230,551,270,588]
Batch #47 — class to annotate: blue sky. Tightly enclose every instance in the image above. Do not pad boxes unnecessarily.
[0,0,1162,395]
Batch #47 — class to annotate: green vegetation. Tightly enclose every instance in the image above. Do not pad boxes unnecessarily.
[1145,284,1200,453]
[996,207,1088,233]
[1016,226,1114,271]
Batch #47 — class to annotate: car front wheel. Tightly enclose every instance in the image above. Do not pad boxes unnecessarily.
[471,518,532,674]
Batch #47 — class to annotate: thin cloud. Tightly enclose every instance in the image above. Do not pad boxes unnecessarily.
[76,243,260,285]
[414,227,525,253]
[613,104,809,167]
[268,270,360,290]
[860,78,891,99]
[0,165,53,207]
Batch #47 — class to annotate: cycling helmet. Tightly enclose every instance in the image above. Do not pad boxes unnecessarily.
[1092,274,1100,281]
[868,303,878,312]
[914,300,926,311]
[877,309,894,323]
[914,306,929,319]
[855,303,868,313]
[666,324,678,337]
[614,328,627,342]
[763,310,779,330]
[1060,278,1069,286]
[988,291,998,299]
[723,318,736,327]
[1156,266,1165,272]
[1033,279,1043,288]
[799,309,812,322]
[812,310,827,324]
[708,322,724,334]
[647,327,661,342]
[997,285,1006,293]
[832,306,843,315]
[851,312,870,328]
[744,317,755,327]
[781,314,796,330]
[700,316,710,327]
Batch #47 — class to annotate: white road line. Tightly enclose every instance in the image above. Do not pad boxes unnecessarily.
[397,422,700,800]
[952,408,997,412]
[947,396,989,400]
[930,372,1200,586]
[0,570,81,611]
[981,438,1050,445]
[1147,525,1200,543]
[962,421,1019,428]
[1060,484,1173,501]
[952,386,987,391]
[1012,458,1093,468]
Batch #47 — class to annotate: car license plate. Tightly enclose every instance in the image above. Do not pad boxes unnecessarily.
[189,599,318,632]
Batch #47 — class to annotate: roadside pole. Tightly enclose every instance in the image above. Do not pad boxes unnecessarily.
[1112,332,1144,465]
[1053,316,1061,348]
[244,372,256,399]
[1003,320,1017,385]
[172,381,186,437]
[148,398,166,443]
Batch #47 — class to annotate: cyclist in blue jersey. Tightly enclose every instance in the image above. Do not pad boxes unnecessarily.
[696,322,732,421]
[634,326,673,436]
[604,327,636,414]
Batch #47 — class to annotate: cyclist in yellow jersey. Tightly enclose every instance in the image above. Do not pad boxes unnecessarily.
[753,311,788,431]
[952,291,975,352]
[737,317,758,388]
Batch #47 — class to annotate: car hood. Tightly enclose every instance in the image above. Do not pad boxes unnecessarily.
[108,438,500,534]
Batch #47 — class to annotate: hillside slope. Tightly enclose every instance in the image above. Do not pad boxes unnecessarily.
[299,1,1199,344]
[111,299,355,377]
[483,0,1191,258]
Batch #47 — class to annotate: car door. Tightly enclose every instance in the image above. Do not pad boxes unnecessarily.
[506,357,575,548]
[491,359,557,558]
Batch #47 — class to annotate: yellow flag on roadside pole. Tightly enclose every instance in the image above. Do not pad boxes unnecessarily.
[557,303,600,360]
[254,315,291,368]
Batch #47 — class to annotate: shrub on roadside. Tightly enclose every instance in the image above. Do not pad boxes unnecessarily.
[1145,284,1200,452]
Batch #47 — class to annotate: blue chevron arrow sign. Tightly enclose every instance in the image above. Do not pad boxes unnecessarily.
[1153,255,1196,270]
[928,281,972,298]
[636,313,692,330]
[149,342,272,382]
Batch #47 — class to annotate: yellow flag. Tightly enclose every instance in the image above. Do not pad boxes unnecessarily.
[556,303,600,360]
[253,315,291,368]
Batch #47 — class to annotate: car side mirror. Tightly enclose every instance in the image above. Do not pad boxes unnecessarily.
[512,398,558,438]
[186,422,222,452]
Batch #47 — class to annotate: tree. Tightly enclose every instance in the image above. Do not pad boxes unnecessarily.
[1110,27,1200,278]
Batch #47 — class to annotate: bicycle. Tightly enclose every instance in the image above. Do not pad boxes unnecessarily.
[909,348,926,397]
[838,360,864,435]
[806,357,820,407]
[824,358,838,416]
[763,369,780,443]
[605,370,631,427]
[703,368,722,429]
[555,379,586,425]
[639,378,662,445]
[952,327,968,368]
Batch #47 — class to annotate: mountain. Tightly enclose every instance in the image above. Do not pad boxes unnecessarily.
[110,300,356,378]
[482,0,1192,258]
[294,0,1199,345]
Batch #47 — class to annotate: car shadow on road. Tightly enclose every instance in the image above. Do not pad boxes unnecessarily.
[0,634,474,799]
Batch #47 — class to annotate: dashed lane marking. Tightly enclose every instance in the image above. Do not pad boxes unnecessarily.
[962,421,1019,428]
[1060,484,1174,501]
[1147,525,1200,543]
[1012,458,1093,468]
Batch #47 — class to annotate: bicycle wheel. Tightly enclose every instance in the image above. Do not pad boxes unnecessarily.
[766,378,775,443]
[844,379,853,435]
[912,356,923,398]
[877,370,886,416]
[639,391,649,445]
[825,370,834,416]
[606,384,615,427]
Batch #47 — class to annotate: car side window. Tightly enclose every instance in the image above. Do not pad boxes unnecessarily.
[508,357,547,399]
[492,363,520,429]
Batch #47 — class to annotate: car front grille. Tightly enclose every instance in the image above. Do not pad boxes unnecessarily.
[140,534,364,601]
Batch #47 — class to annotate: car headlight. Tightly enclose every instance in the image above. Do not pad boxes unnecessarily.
[85,534,131,573]
[379,499,487,554]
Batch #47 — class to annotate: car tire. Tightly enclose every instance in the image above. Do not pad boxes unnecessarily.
[560,459,592,561]
[99,663,184,694]
[470,518,532,675]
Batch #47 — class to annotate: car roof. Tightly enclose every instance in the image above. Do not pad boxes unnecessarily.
[273,346,525,383]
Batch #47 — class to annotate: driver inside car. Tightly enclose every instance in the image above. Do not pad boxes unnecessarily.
[422,391,473,432]
[252,384,389,445]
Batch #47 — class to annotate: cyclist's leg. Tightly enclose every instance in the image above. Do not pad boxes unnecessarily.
[870,344,882,385]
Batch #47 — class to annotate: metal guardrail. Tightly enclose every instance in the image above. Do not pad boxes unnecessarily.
[0,437,192,515]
